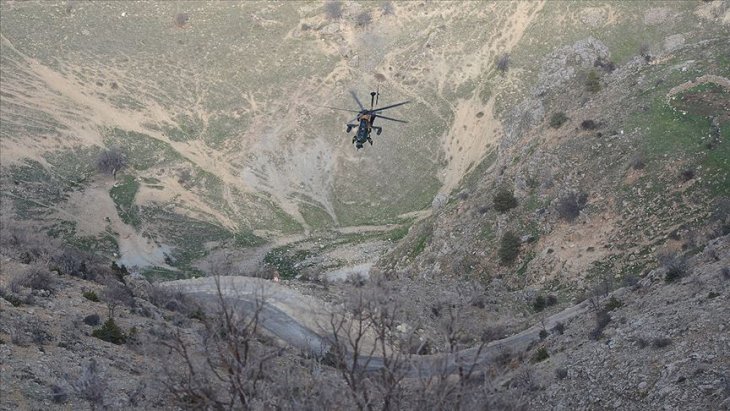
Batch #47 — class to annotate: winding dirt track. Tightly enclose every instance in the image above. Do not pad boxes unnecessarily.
[164,276,592,377]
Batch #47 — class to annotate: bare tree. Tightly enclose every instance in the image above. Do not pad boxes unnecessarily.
[97,147,127,179]
[324,288,416,411]
[67,359,108,410]
[158,277,282,409]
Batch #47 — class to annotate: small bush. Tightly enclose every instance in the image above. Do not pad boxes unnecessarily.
[531,347,549,363]
[652,337,672,348]
[84,314,101,326]
[604,296,622,311]
[556,191,588,222]
[630,153,646,170]
[498,231,521,265]
[660,254,688,283]
[550,112,568,128]
[92,318,126,345]
[15,265,55,294]
[325,1,343,19]
[51,385,68,404]
[97,147,127,178]
[355,10,372,27]
[0,287,23,307]
[555,367,568,380]
[493,188,518,213]
[539,329,548,340]
[83,291,99,302]
[585,69,601,93]
[381,1,395,15]
[722,267,729,280]
[546,294,558,306]
[552,322,565,335]
[680,168,695,182]
[634,336,649,348]
[533,295,546,312]
[590,310,611,340]
[174,12,190,28]
[496,53,510,73]
[580,120,597,130]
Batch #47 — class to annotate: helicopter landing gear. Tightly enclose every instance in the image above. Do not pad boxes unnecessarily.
[367,137,373,145]
[346,125,353,133]
[375,127,382,136]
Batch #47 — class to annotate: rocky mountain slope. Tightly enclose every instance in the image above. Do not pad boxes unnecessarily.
[1,1,729,409]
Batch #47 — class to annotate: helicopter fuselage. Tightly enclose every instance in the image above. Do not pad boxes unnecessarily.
[355,113,374,144]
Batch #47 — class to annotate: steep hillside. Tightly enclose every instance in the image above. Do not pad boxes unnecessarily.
[1,1,729,410]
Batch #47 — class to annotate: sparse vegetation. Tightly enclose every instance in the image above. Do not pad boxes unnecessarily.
[590,309,611,340]
[652,337,672,348]
[630,153,646,170]
[555,367,568,380]
[585,69,601,93]
[496,53,510,73]
[325,1,343,19]
[660,253,689,283]
[555,191,588,222]
[96,147,127,179]
[355,10,372,27]
[84,314,101,326]
[493,188,518,213]
[604,296,622,311]
[92,318,126,345]
[83,291,100,302]
[498,231,521,265]
[531,346,549,363]
[550,112,568,128]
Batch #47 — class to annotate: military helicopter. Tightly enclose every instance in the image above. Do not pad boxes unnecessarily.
[326,89,410,149]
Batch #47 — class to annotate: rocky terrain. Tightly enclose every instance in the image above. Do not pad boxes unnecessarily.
[1,1,729,410]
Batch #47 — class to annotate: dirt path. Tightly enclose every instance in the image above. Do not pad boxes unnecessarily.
[166,274,593,377]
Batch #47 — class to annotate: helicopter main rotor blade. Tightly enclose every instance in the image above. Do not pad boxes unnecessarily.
[373,100,410,112]
[349,90,366,111]
[375,114,408,123]
[323,105,361,114]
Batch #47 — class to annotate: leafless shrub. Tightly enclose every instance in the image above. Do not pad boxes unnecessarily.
[356,10,372,27]
[589,309,611,340]
[481,324,507,343]
[555,367,568,380]
[96,147,127,179]
[652,337,672,348]
[496,53,510,73]
[325,1,343,19]
[381,1,395,15]
[84,314,101,326]
[680,168,695,182]
[102,280,134,319]
[552,322,565,335]
[158,278,282,409]
[68,359,108,409]
[555,191,588,222]
[325,288,414,410]
[722,267,730,281]
[14,264,55,294]
[659,252,689,283]
[51,384,69,404]
[630,153,646,170]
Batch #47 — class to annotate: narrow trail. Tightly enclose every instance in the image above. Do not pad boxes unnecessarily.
[165,275,593,378]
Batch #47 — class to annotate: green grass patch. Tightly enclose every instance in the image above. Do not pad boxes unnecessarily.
[105,128,183,171]
[109,175,140,227]
[233,229,266,247]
